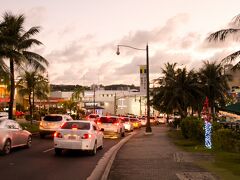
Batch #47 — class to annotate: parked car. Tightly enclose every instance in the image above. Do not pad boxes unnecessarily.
[54,120,103,155]
[130,118,141,128]
[39,114,73,138]
[120,116,134,132]
[0,119,32,155]
[97,116,125,138]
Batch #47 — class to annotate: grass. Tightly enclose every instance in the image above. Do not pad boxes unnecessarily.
[19,122,40,133]
[168,129,240,180]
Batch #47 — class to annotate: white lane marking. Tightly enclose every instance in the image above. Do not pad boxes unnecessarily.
[43,148,54,153]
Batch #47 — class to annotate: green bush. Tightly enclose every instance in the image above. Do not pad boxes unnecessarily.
[180,116,204,141]
[213,129,240,152]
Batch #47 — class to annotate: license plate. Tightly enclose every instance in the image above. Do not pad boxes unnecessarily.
[68,135,76,140]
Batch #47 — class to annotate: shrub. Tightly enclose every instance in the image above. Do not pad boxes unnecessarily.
[180,116,204,141]
[213,129,240,152]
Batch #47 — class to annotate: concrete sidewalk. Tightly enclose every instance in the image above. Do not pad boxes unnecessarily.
[108,125,218,180]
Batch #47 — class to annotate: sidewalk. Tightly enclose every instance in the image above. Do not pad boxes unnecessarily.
[108,125,218,180]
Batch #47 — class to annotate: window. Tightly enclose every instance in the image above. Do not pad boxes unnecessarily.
[44,115,63,121]
[61,122,90,130]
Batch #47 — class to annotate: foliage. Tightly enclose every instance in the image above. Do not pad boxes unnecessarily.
[152,63,203,119]
[180,116,204,141]
[20,122,39,133]
[0,11,48,119]
[208,13,240,70]
[199,61,231,119]
[17,69,49,124]
[212,129,240,152]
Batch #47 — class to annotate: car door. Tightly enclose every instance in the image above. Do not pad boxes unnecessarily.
[14,122,27,145]
[5,121,19,147]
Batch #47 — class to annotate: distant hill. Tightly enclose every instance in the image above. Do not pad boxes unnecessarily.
[50,84,139,92]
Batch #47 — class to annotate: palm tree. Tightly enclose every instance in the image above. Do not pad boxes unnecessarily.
[208,14,240,70]
[17,69,49,124]
[0,12,48,119]
[152,63,203,119]
[199,61,231,119]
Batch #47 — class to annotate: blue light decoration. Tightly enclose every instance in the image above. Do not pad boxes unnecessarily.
[204,120,212,149]
[202,97,212,149]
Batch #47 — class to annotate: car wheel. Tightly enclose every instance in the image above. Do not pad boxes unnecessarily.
[26,136,32,148]
[99,141,104,150]
[2,139,11,155]
[55,148,62,156]
[90,142,97,156]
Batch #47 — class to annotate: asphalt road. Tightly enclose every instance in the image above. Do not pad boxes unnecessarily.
[0,135,122,180]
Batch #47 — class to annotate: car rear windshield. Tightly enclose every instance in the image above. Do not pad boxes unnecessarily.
[89,114,98,118]
[130,118,139,122]
[99,117,118,123]
[44,115,63,121]
[120,118,129,122]
[61,122,90,130]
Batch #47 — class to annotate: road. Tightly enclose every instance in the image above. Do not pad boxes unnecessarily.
[0,135,122,180]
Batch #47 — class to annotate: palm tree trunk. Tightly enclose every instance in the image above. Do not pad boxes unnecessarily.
[28,93,33,124]
[9,58,15,119]
[32,88,35,119]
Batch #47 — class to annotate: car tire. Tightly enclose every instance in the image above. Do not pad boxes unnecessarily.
[55,148,62,156]
[2,139,11,155]
[90,142,97,156]
[99,141,103,150]
[26,136,32,148]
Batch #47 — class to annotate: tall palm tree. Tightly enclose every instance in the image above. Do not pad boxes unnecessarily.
[0,12,48,119]
[152,63,203,119]
[199,61,231,119]
[208,14,240,70]
[17,69,49,124]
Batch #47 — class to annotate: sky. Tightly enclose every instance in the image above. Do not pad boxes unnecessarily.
[1,0,240,86]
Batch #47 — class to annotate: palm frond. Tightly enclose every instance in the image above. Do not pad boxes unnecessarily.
[208,28,240,41]
[22,51,49,72]
[20,26,40,41]
[18,39,42,50]
[222,50,240,64]
[232,61,240,71]
[231,14,240,27]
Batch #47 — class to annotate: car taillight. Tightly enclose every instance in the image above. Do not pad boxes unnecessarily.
[40,121,43,127]
[54,132,63,138]
[60,122,66,128]
[82,133,92,139]
[97,121,101,125]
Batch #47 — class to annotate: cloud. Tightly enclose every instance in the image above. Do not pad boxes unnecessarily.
[43,13,240,85]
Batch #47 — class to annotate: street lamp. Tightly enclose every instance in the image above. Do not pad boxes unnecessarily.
[116,44,152,133]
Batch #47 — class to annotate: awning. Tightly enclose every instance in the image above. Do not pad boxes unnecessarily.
[222,102,240,115]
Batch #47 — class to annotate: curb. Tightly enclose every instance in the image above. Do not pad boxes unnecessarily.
[87,132,137,180]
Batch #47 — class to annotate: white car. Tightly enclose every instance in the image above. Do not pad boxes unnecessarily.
[97,116,125,138]
[0,119,32,155]
[54,120,103,155]
[39,114,73,138]
[120,116,134,132]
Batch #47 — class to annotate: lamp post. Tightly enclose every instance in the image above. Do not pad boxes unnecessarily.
[116,44,152,133]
